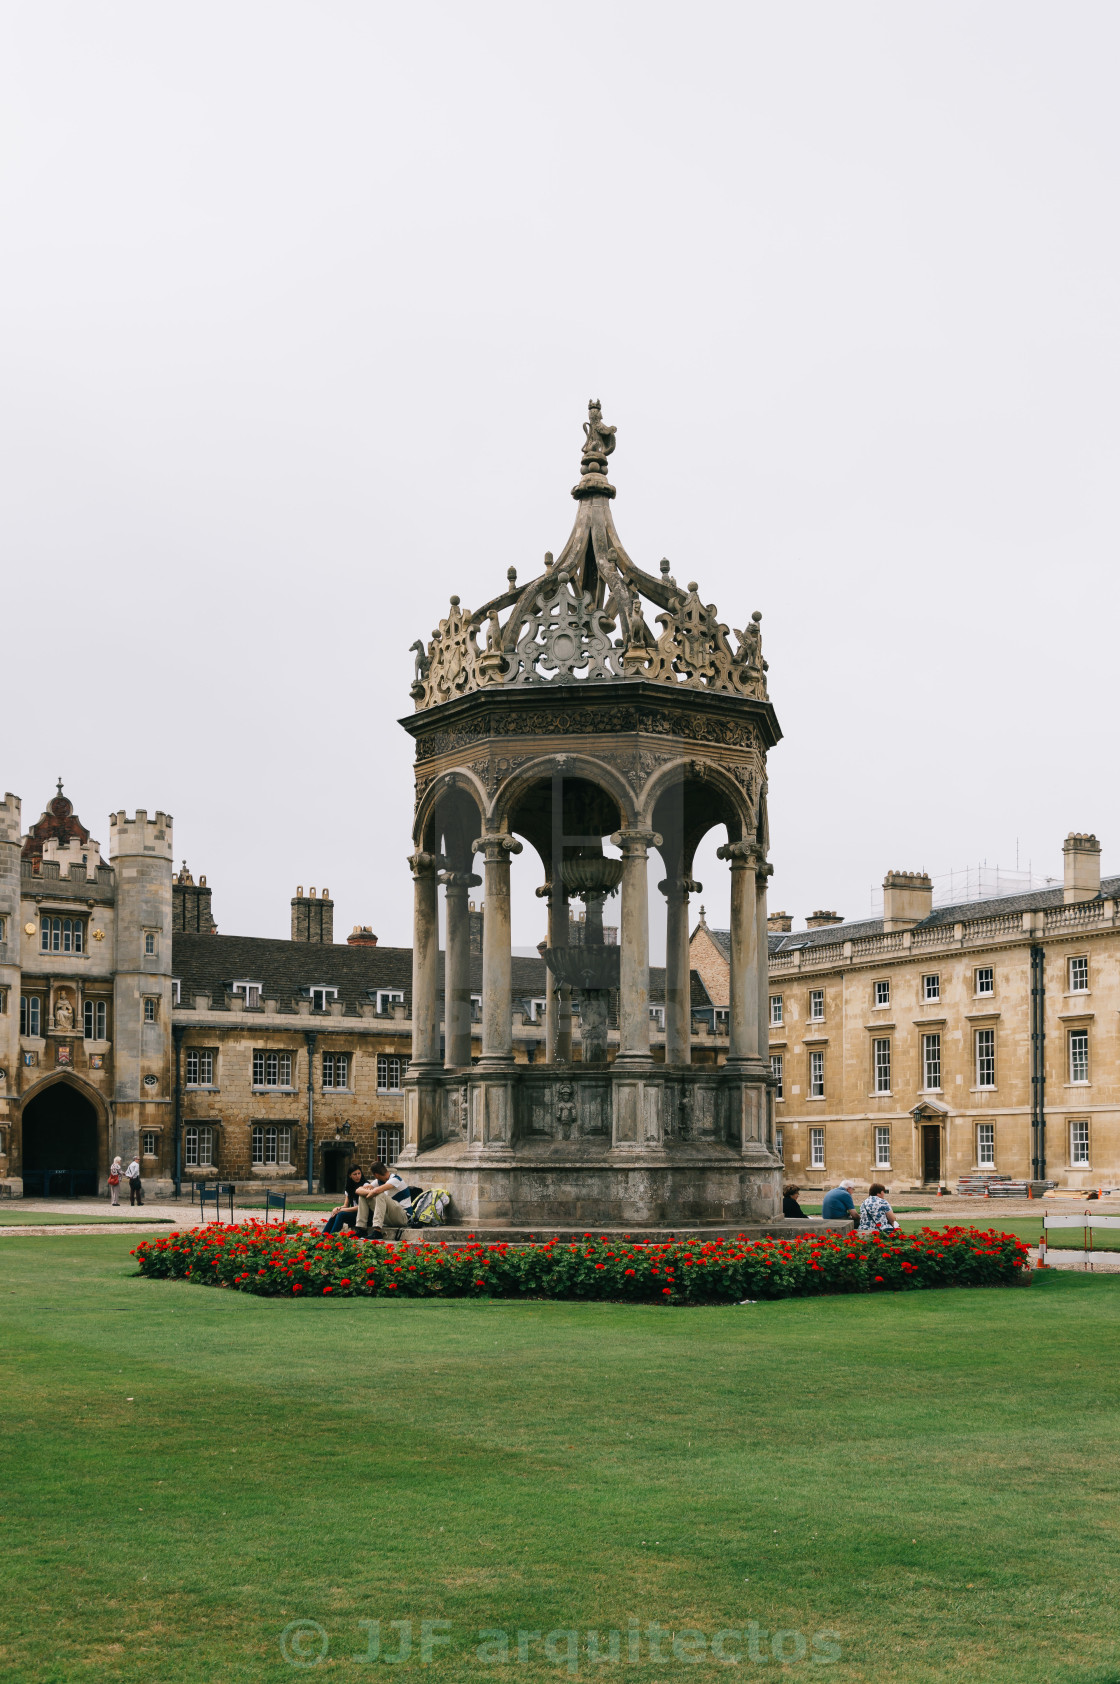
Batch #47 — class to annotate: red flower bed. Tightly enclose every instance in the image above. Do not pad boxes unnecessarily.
[132,1222,1031,1304]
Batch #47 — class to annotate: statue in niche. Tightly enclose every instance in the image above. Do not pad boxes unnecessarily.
[54,993,74,1032]
[556,1081,578,1140]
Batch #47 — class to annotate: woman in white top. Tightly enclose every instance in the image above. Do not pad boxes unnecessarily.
[108,1156,123,1207]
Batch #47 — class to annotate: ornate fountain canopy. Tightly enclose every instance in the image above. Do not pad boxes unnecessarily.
[409,401,768,712]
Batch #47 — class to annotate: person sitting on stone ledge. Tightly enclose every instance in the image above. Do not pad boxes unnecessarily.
[354,1162,410,1241]
[782,1184,807,1219]
[321,1165,365,1236]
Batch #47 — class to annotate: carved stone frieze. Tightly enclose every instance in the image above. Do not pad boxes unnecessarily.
[414,705,761,762]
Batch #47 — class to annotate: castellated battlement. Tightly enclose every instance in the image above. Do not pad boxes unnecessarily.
[108,809,174,861]
[0,793,21,846]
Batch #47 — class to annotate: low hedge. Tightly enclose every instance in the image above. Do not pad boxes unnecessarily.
[132,1222,1032,1304]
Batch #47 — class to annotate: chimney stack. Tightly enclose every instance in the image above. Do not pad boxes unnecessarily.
[805,909,844,929]
[1063,833,1101,904]
[291,885,334,943]
[347,925,379,946]
[881,871,932,932]
[767,910,793,933]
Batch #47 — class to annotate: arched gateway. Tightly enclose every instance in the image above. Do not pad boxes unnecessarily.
[20,1077,103,1198]
[398,402,783,1225]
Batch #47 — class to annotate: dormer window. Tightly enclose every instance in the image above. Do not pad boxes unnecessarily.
[232,981,264,1009]
[374,989,405,1015]
[525,997,548,1023]
[649,1004,666,1030]
[310,986,338,1012]
[171,979,181,1005]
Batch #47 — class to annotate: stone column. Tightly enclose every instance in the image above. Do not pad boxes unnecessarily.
[473,832,522,1069]
[408,851,441,1069]
[441,868,481,1068]
[538,880,572,1064]
[755,858,774,1077]
[611,829,661,1065]
[717,840,761,1067]
[659,872,700,1066]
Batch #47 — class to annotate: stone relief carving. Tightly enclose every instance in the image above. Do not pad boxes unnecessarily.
[415,708,761,762]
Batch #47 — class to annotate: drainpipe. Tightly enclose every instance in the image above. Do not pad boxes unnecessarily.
[1030,943,1045,1181]
[305,1031,317,1195]
[172,1025,184,1199]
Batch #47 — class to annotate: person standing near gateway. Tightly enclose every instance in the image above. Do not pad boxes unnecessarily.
[821,1179,858,1226]
[124,1156,143,1207]
[108,1156,123,1207]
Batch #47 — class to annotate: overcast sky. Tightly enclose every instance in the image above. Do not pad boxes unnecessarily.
[4,1,1118,957]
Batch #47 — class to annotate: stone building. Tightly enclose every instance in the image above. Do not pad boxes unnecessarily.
[691,833,1120,1192]
[0,785,721,1196]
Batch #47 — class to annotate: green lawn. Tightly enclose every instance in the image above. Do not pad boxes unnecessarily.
[0,1211,173,1226]
[2,1240,1119,1684]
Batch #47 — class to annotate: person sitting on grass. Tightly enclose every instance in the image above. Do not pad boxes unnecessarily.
[782,1184,807,1219]
[354,1162,409,1241]
[321,1166,365,1236]
[858,1183,899,1234]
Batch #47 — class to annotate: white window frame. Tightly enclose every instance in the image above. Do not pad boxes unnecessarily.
[143,997,158,1024]
[310,985,338,1012]
[171,979,181,1005]
[1069,1029,1090,1085]
[648,1004,665,1030]
[975,966,994,998]
[376,1125,403,1166]
[1068,955,1089,993]
[769,995,783,1026]
[185,1048,215,1087]
[470,993,483,1022]
[253,1050,293,1088]
[975,1028,996,1089]
[526,997,549,1024]
[808,989,825,1022]
[377,1053,409,1094]
[41,915,84,955]
[322,1051,351,1090]
[251,1124,292,1166]
[1070,1119,1090,1167]
[141,1129,158,1158]
[976,1122,995,1168]
[233,980,264,1009]
[809,1049,825,1097]
[809,1126,825,1168]
[874,1125,891,1168]
[922,1032,941,1092]
[922,973,940,1003]
[21,995,42,1037]
[770,1053,783,1099]
[375,989,405,1015]
[143,930,157,956]
[184,1124,215,1169]
[874,980,890,1008]
[873,1038,891,1094]
[84,999,108,1041]
[775,1126,784,1160]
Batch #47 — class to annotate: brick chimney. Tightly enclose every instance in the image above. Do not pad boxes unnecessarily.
[347,925,378,946]
[1063,833,1101,904]
[291,885,334,943]
[805,910,844,929]
[881,871,932,932]
[767,910,793,933]
[172,863,216,934]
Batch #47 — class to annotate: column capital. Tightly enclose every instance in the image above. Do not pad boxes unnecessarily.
[657,875,702,899]
[717,839,769,872]
[407,850,439,878]
[472,833,523,862]
[438,869,482,889]
[609,828,662,856]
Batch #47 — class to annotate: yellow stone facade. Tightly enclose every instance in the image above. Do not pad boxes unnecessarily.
[691,834,1120,1192]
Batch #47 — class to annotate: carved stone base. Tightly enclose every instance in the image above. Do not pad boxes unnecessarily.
[401,1065,780,1225]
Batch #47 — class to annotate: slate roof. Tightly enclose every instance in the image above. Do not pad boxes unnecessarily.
[721,874,1120,956]
[171,932,711,1016]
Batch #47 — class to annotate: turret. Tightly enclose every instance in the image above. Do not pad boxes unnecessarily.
[109,809,173,1163]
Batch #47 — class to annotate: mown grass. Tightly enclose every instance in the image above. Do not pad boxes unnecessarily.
[1,1238,1118,1683]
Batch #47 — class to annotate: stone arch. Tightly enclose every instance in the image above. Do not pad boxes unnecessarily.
[17,1071,111,1197]
[412,767,489,856]
[640,757,755,875]
[490,753,637,844]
